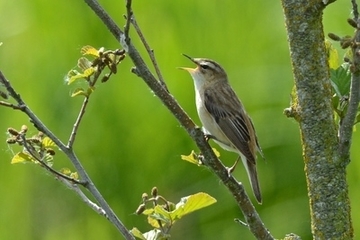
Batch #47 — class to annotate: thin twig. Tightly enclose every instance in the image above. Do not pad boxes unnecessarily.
[84,0,123,38]
[0,71,67,149]
[0,72,25,106]
[61,179,108,218]
[234,218,248,227]
[67,96,90,148]
[20,134,84,185]
[125,0,169,92]
[352,0,359,20]
[0,100,23,110]
[68,52,118,148]
[124,0,132,44]
[131,17,169,92]
[0,70,134,240]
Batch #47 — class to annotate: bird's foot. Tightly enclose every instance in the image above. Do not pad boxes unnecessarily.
[226,157,240,176]
[204,134,216,142]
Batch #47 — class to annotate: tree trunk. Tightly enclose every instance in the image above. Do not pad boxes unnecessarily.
[281,0,353,239]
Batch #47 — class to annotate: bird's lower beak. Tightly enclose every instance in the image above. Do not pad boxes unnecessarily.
[178,67,195,73]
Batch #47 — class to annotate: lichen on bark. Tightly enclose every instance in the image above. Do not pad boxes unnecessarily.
[282,0,353,239]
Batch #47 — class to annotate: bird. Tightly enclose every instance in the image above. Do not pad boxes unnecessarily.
[180,54,264,203]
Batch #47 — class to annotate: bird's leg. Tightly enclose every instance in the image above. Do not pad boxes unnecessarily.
[227,156,240,175]
[204,133,216,142]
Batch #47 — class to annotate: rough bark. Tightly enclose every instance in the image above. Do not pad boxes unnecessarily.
[282,0,353,239]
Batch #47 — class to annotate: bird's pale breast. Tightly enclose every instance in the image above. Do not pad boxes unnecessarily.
[195,88,239,154]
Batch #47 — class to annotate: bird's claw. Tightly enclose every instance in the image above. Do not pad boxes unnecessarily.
[227,157,240,176]
[204,134,215,142]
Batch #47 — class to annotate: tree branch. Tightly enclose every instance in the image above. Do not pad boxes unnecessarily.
[60,178,107,218]
[0,71,135,240]
[85,0,274,238]
[338,2,360,164]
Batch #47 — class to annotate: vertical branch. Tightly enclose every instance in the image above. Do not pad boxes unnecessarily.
[338,1,360,162]
[352,0,359,19]
[124,0,132,44]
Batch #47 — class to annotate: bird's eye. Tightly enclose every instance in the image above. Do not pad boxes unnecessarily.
[200,63,210,70]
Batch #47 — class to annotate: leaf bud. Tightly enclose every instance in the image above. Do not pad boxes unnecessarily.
[142,193,148,202]
[347,18,358,28]
[151,187,158,197]
[135,203,146,215]
[7,127,19,136]
[328,33,341,41]
[20,125,28,134]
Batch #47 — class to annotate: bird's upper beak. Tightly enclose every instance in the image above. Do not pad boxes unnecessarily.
[178,54,198,73]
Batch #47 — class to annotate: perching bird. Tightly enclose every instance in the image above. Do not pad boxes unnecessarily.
[180,54,264,203]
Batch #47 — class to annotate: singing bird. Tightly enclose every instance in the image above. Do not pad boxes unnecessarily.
[180,54,264,203]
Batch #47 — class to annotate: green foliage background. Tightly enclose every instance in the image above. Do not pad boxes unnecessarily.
[0,0,357,239]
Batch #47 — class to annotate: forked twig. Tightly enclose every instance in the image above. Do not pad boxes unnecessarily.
[0,70,134,240]
[20,134,84,185]
[124,0,169,92]
[61,178,107,218]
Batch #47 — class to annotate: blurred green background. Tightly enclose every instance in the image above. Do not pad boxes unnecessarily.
[0,0,358,239]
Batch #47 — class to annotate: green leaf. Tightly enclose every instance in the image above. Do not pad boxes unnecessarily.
[61,168,72,175]
[42,137,55,147]
[332,95,339,110]
[330,64,351,97]
[142,229,170,240]
[212,148,221,157]
[70,172,79,180]
[83,67,95,77]
[71,88,88,97]
[66,67,94,85]
[181,148,220,165]
[147,206,171,228]
[325,39,340,70]
[77,57,93,71]
[169,192,216,221]
[181,150,199,165]
[11,152,34,164]
[86,86,95,95]
[143,192,217,226]
[81,45,99,57]
[67,73,87,85]
[130,228,146,240]
[355,113,360,125]
[60,168,79,180]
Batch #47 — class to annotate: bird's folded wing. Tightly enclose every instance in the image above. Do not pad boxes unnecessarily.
[204,88,256,164]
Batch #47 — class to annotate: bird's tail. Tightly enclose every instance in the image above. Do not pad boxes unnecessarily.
[247,163,262,204]
[240,155,262,204]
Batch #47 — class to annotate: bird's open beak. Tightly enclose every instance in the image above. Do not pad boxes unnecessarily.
[178,54,198,73]
[178,66,195,73]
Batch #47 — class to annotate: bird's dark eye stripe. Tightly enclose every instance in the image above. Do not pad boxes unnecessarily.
[200,63,210,69]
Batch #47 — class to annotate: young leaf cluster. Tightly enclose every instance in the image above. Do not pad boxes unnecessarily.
[65,45,126,97]
[131,187,216,240]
